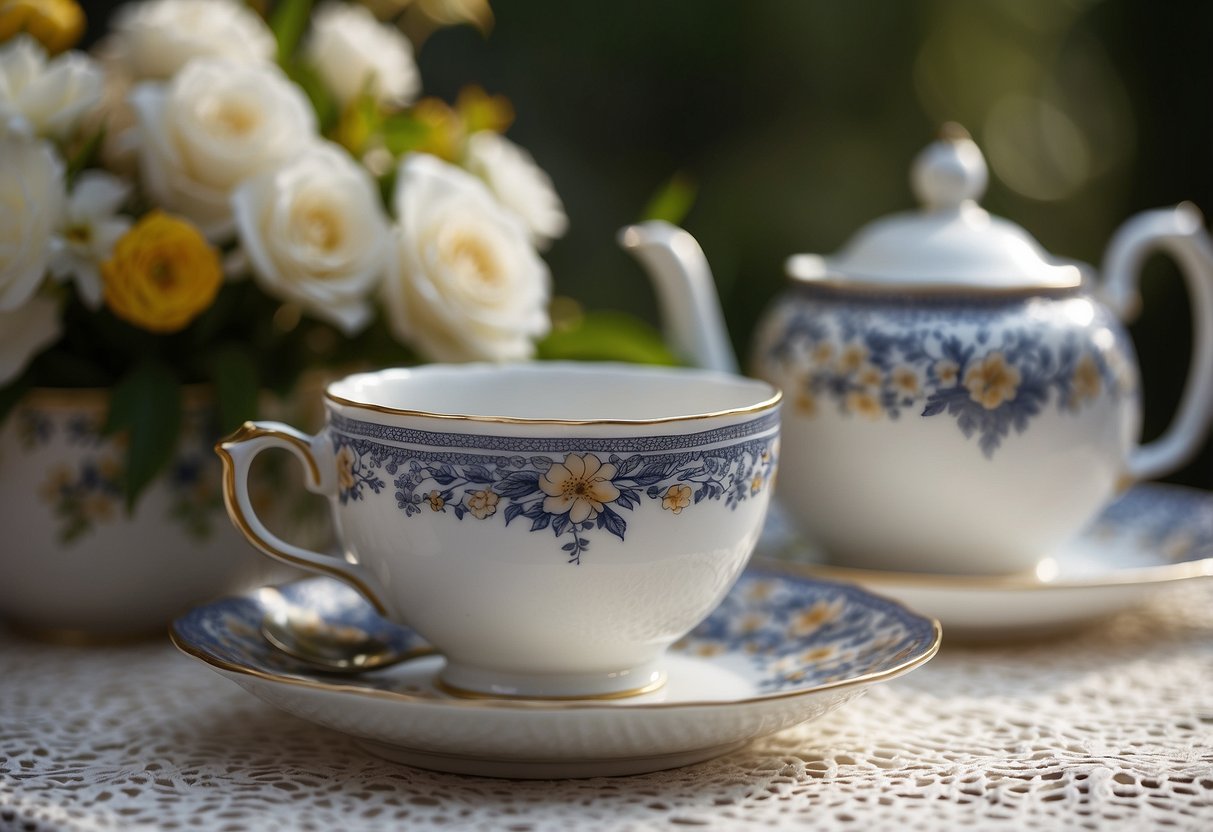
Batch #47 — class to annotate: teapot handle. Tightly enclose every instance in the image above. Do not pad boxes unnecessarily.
[1101,203,1213,481]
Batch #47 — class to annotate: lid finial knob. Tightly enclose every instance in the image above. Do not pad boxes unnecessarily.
[911,123,988,212]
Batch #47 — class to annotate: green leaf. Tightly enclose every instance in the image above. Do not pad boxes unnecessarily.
[104,360,183,513]
[0,379,30,431]
[382,113,429,155]
[537,311,678,365]
[269,0,314,64]
[209,345,260,434]
[65,125,106,187]
[285,60,338,132]
[640,172,697,225]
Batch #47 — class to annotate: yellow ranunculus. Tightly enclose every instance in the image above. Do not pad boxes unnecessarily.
[101,212,222,334]
[0,0,84,54]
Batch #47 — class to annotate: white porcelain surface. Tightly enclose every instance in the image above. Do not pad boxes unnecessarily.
[622,131,1213,577]
[170,563,940,778]
[217,362,781,698]
[766,483,1213,640]
[787,128,1080,289]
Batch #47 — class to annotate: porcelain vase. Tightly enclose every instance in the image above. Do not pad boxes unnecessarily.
[0,388,295,639]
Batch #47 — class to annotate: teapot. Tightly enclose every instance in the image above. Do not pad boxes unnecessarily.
[620,127,1213,575]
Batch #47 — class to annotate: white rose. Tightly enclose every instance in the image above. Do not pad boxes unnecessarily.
[48,171,132,309]
[105,0,275,81]
[304,2,420,106]
[0,137,63,312]
[130,59,318,240]
[385,153,551,362]
[0,294,61,385]
[0,35,103,140]
[233,142,389,335]
[465,131,567,249]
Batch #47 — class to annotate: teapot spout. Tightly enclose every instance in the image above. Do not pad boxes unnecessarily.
[617,221,738,374]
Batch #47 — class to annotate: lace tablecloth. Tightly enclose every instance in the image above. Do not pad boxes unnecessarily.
[3,578,1212,832]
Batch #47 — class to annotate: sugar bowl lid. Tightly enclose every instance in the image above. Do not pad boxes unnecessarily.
[786,125,1083,290]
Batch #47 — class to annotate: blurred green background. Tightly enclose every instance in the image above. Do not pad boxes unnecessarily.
[88,0,1213,488]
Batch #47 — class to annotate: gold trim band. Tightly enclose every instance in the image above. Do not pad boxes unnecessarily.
[169,559,942,713]
[323,364,781,426]
[216,422,390,617]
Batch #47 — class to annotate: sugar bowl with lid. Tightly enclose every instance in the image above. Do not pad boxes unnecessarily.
[622,126,1213,575]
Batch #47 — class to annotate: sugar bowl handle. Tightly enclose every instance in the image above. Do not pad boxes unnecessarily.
[215,421,398,619]
[1102,203,1213,481]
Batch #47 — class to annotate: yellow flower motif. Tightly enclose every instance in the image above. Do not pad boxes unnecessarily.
[750,473,764,495]
[101,212,222,334]
[38,463,72,503]
[426,489,445,511]
[810,341,834,365]
[789,599,841,636]
[857,363,883,389]
[801,645,835,663]
[739,613,765,634]
[538,452,619,524]
[963,351,1021,410]
[466,488,499,519]
[892,366,920,395]
[661,483,692,514]
[846,390,882,420]
[746,580,774,601]
[1070,354,1101,408]
[336,446,357,492]
[795,390,817,417]
[0,0,84,54]
[839,343,867,373]
[934,359,959,386]
[83,492,114,522]
[97,456,122,482]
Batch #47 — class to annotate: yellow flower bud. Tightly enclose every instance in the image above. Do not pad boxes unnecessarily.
[101,211,222,334]
[410,97,462,161]
[0,0,85,54]
[456,85,513,135]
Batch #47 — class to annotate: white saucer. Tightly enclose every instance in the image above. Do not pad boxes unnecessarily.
[765,483,1213,640]
[170,562,940,778]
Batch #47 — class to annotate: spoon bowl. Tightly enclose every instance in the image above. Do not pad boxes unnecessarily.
[259,589,430,673]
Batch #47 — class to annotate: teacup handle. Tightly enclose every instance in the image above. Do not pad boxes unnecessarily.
[216,421,397,619]
[1102,203,1213,481]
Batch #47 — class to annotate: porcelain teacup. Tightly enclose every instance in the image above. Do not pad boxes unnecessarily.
[217,362,780,699]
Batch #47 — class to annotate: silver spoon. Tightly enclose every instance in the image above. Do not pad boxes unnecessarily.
[259,592,428,673]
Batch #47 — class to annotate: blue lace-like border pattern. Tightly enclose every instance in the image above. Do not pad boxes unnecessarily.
[329,413,779,564]
[764,291,1137,457]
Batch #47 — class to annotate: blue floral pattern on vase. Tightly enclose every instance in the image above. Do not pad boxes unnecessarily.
[330,414,780,564]
[20,406,227,543]
[762,288,1137,457]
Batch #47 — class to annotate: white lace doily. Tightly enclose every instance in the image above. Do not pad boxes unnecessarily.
[3,581,1212,832]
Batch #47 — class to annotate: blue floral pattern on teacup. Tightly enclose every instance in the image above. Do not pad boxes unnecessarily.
[171,567,939,698]
[764,289,1137,457]
[332,420,779,564]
